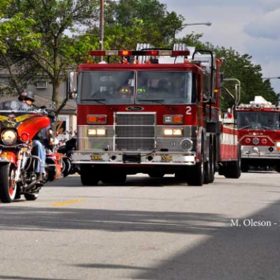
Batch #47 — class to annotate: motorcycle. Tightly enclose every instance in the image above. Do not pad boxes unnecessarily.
[0,106,64,203]
[57,135,78,176]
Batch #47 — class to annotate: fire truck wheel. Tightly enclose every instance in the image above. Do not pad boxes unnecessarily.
[148,171,165,178]
[204,161,214,184]
[241,163,249,172]
[204,147,215,184]
[174,170,190,181]
[188,162,204,186]
[80,165,100,186]
[224,160,241,178]
[275,165,280,173]
[101,172,126,185]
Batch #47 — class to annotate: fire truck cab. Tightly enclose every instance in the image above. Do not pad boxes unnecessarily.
[69,45,241,186]
[236,96,280,172]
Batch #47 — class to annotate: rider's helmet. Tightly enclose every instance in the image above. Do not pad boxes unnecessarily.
[18,90,35,102]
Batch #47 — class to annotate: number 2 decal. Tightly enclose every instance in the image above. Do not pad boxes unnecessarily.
[186,106,192,115]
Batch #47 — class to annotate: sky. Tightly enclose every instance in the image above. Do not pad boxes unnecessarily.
[161,0,280,94]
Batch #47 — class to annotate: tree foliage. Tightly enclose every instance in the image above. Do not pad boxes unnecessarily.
[0,0,278,111]
[0,0,98,111]
[215,47,277,108]
[177,36,278,108]
[103,0,184,49]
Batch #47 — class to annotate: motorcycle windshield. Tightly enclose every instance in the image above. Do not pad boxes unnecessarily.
[0,100,38,113]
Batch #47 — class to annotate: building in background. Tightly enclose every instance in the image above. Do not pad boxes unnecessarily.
[0,71,77,139]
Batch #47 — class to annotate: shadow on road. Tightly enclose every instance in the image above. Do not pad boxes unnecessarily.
[1,200,280,279]
[0,206,226,235]
[129,199,280,280]
[46,174,219,188]
[1,174,280,279]
[0,276,66,280]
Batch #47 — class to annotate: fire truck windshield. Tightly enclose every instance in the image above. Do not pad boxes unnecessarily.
[79,70,193,104]
[237,111,280,130]
[136,71,192,104]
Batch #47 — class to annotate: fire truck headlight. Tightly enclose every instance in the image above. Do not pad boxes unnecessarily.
[88,128,106,136]
[163,128,183,136]
[180,138,193,151]
[1,129,17,145]
[276,142,280,151]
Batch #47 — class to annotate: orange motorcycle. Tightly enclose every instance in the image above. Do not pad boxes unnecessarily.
[0,106,64,203]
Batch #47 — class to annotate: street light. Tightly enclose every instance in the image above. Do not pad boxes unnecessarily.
[174,22,212,42]
[263,76,280,80]
[182,22,212,28]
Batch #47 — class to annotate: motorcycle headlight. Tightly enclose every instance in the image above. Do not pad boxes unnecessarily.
[1,129,18,146]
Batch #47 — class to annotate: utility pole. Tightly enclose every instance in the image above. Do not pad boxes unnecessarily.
[99,0,104,51]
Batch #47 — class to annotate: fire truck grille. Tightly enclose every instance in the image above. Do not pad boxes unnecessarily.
[115,113,156,151]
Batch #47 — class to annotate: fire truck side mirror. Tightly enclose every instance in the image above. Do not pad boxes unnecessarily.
[67,71,78,99]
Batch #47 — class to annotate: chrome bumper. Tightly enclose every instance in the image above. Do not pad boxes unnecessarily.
[241,145,280,159]
[72,151,196,166]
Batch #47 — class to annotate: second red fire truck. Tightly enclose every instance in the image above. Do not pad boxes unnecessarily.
[236,96,280,172]
[69,44,241,186]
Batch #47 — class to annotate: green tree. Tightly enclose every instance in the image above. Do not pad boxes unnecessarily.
[1,0,277,111]
[103,0,184,49]
[177,36,278,108]
[215,47,277,108]
[0,0,98,112]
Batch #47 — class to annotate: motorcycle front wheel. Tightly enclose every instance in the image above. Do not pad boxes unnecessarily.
[0,164,17,203]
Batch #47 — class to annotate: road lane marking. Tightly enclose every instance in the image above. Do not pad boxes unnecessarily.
[51,198,84,207]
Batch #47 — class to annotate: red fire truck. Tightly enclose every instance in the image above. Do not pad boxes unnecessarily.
[69,45,241,186]
[236,96,280,172]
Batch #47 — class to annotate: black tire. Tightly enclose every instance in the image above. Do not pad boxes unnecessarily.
[101,171,127,185]
[148,171,165,178]
[204,145,215,184]
[224,160,241,179]
[188,134,205,186]
[80,165,100,186]
[174,169,190,182]
[241,162,249,172]
[62,157,71,177]
[24,193,39,201]
[188,161,204,186]
[0,164,17,203]
[275,165,280,173]
[47,168,56,181]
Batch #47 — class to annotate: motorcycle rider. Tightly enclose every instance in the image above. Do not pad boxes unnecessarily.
[18,90,36,110]
[18,90,50,183]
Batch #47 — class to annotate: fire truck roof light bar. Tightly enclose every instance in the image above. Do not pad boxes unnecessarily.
[89,50,190,57]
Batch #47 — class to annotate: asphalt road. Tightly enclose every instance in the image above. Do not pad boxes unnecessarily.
[0,171,280,280]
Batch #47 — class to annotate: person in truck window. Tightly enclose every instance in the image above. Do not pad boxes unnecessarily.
[117,73,134,98]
